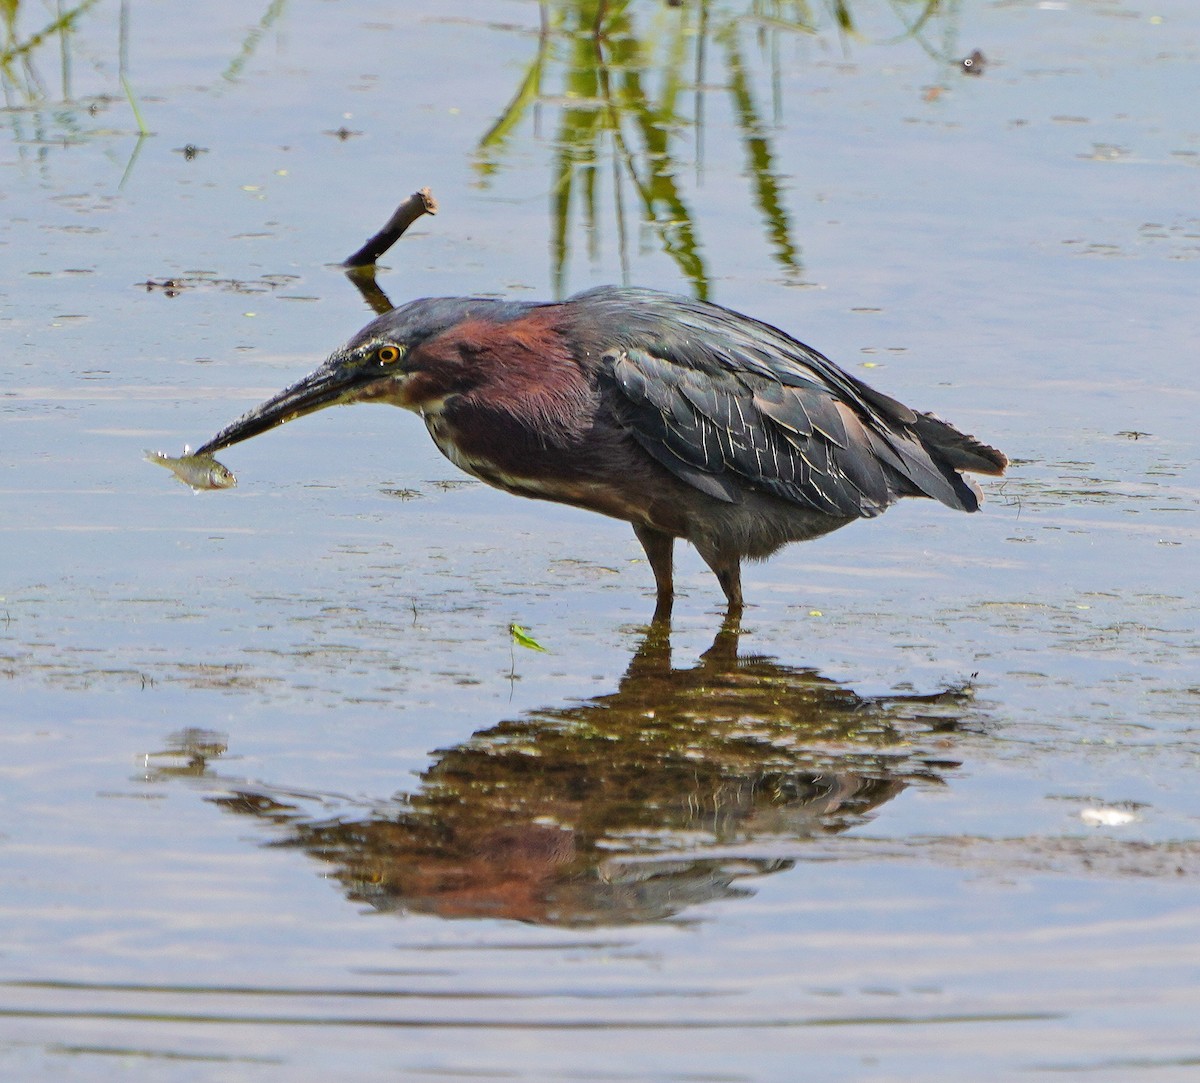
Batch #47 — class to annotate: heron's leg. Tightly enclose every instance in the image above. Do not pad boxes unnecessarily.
[633,524,675,622]
[696,543,743,615]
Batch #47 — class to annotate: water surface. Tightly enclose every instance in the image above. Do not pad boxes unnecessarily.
[2,2,1199,1080]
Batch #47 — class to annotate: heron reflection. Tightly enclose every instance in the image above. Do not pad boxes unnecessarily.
[144,623,978,926]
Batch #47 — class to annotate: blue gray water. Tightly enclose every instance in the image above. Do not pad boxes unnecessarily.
[3,2,1198,1080]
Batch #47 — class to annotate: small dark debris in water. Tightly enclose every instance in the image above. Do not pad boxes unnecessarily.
[324,126,362,141]
[136,272,302,297]
[960,50,986,76]
[174,143,209,160]
[1116,430,1151,440]
[139,277,186,297]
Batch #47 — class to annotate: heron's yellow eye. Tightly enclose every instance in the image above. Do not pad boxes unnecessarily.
[378,345,401,364]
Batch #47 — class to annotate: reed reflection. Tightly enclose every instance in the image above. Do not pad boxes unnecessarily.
[477,1,963,297]
[145,622,978,926]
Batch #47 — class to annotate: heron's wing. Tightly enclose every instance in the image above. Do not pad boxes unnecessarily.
[588,288,989,515]
[607,346,910,518]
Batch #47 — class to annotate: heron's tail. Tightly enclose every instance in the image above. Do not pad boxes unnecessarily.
[913,412,1008,477]
[867,410,1008,514]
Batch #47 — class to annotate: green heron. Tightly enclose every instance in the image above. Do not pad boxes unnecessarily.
[196,286,1007,618]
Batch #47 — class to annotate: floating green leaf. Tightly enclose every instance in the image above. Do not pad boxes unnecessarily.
[509,623,549,653]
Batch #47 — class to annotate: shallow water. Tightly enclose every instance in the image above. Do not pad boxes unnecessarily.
[3,1,1199,1080]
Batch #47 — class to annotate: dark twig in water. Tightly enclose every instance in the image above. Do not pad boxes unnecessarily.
[342,187,438,269]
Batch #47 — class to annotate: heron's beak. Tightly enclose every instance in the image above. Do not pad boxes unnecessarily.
[194,355,364,455]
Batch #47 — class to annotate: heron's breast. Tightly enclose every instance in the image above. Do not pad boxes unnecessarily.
[423,411,648,522]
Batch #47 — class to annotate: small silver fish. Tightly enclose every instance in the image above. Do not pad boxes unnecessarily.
[146,447,237,492]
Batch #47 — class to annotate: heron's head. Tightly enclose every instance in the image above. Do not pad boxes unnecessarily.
[195,296,533,455]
